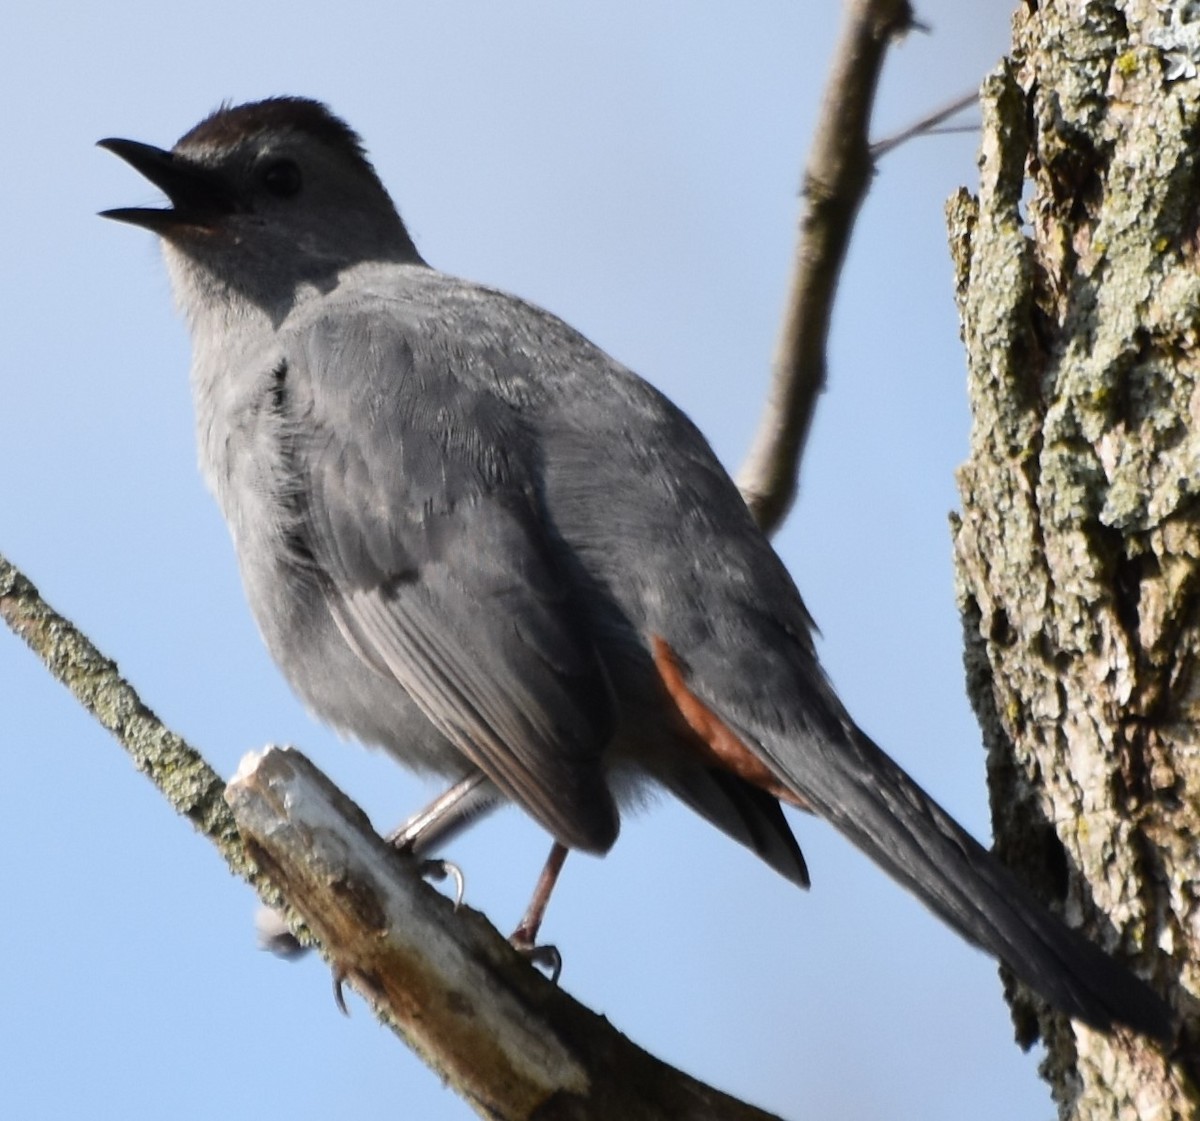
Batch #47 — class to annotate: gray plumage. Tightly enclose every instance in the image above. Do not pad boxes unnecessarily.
[100,97,1172,1042]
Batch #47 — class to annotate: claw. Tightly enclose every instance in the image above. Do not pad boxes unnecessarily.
[332,965,351,1016]
[419,857,466,909]
[511,937,563,984]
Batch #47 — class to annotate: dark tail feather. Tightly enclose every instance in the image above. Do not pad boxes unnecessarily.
[660,763,811,888]
[756,720,1173,1043]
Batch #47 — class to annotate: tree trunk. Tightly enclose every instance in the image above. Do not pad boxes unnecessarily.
[948,3,1199,1117]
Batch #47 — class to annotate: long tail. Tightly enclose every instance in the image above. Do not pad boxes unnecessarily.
[748,711,1173,1042]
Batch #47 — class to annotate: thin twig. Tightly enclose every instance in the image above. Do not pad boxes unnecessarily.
[871,88,978,158]
[736,0,914,535]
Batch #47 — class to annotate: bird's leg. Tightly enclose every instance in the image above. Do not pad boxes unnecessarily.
[387,770,500,854]
[510,841,570,982]
[388,771,502,907]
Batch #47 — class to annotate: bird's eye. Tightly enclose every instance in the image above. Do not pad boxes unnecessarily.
[261,159,303,198]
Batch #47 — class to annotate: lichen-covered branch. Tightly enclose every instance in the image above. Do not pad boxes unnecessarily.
[0,552,252,877]
[947,5,1200,1116]
[737,0,913,532]
[0,550,782,1120]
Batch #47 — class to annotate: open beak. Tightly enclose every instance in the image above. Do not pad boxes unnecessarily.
[98,138,238,232]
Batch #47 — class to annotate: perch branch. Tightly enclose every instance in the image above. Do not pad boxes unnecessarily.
[0,551,780,1121]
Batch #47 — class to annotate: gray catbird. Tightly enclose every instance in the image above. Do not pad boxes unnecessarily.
[100,97,1172,1043]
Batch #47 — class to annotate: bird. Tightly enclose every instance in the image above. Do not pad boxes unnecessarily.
[99,96,1172,1043]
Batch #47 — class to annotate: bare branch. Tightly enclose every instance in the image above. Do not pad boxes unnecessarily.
[229,747,784,1121]
[736,0,913,534]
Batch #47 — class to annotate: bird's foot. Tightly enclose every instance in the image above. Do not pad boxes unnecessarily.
[509,928,563,983]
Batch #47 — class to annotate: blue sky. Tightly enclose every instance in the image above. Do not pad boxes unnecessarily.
[0,3,1052,1119]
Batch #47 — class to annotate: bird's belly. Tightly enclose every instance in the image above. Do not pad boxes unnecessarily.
[237,537,469,779]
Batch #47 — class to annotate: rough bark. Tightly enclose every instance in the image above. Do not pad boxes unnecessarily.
[947,3,1200,1116]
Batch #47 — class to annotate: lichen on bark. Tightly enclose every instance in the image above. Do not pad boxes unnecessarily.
[948,2,1200,1117]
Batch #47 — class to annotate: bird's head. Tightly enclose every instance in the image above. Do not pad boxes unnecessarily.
[100,97,422,313]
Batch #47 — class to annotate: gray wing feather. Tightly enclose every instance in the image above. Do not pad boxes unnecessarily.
[283,307,619,852]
